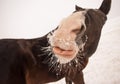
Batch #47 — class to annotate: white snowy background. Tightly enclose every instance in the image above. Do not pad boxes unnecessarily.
[0,0,120,84]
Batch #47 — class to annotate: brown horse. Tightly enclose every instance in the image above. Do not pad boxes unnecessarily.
[0,0,111,84]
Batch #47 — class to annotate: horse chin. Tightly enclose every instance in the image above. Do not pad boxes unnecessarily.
[54,54,76,64]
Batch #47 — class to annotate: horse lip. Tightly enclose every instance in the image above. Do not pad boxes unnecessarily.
[52,46,76,57]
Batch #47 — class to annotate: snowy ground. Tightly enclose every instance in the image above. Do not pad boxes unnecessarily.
[48,18,120,84]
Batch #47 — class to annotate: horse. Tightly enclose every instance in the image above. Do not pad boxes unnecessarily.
[0,0,111,84]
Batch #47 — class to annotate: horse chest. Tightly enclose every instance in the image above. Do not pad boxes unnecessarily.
[25,66,63,84]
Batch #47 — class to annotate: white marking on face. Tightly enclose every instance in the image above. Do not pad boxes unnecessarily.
[48,11,87,64]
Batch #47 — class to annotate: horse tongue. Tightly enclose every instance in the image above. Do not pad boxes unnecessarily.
[53,47,75,57]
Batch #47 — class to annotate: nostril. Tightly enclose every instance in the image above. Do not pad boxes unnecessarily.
[72,29,80,34]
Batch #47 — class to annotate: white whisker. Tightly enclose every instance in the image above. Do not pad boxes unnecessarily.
[41,46,52,52]
[48,52,53,56]
[49,61,57,71]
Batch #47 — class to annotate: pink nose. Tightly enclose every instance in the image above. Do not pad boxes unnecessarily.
[52,37,75,50]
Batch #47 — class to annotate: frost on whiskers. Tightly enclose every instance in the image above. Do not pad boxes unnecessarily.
[36,32,88,77]
[37,11,89,76]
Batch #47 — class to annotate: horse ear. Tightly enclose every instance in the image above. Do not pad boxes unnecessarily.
[99,0,111,15]
[75,5,83,11]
